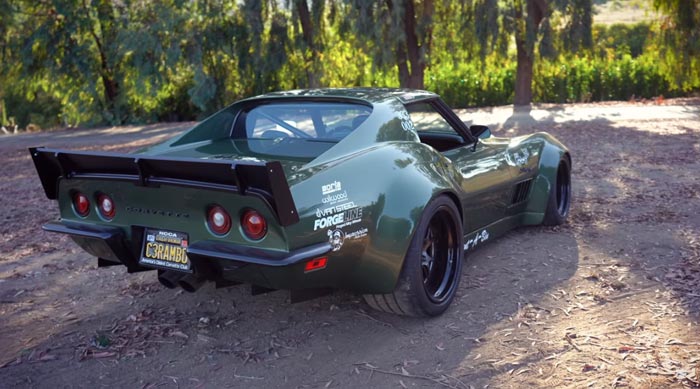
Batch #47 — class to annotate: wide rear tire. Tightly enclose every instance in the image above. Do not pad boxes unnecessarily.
[363,196,463,317]
[543,156,572,226]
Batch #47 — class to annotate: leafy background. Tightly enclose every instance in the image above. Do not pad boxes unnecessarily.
[0,0,698,130]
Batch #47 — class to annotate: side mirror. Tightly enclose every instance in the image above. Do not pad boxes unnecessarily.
[469,125,491,139]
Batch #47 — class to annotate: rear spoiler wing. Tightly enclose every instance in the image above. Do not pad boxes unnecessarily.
[28,147,299,226]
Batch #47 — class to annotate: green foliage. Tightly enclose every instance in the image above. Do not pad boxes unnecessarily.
[652,0,700,90]
[426,57,516,107]
[592,22,651,58]
[427,52,690,108]
[533,53,678,103]
[0,0,698,131]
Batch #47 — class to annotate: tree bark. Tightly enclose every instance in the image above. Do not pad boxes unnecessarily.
[295,0,320,88]
[402,0,422,88]
[87,0,121,122]
[514,36,533,108]
[513,0,547,108]
[387,0,433,89]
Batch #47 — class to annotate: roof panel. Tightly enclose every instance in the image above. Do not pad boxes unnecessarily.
[250,88,437,104]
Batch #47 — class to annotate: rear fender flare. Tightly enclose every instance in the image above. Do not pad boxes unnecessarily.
[344,143,460,294]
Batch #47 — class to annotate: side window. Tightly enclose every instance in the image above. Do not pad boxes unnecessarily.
[405,103,462,137]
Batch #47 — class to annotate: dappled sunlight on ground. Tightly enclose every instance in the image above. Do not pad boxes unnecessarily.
[1,100,698,387]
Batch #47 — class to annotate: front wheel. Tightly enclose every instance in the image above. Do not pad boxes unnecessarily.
[543,156,572,226]
[363,195,463,317]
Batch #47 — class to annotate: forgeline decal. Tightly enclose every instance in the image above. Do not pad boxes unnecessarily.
[321,181,342,195]
[464,229,489,251]
[316,181,365,248]
[313,207,362,230]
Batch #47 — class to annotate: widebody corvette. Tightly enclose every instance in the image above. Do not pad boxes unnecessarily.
[30,88,571,316]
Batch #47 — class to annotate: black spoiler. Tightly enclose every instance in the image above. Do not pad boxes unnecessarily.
[28,147,299,226]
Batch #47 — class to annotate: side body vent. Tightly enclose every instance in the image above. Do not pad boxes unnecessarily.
[511,178,533,205]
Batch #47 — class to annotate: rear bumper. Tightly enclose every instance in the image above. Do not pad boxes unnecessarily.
[43,221,331,279]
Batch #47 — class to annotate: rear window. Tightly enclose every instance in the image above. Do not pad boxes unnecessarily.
[228,102,370,159]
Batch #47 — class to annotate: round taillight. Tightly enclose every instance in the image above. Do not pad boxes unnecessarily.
[241,209,267,240]
[73,192,90,217]
[207,205,231,236]
[98,193,116,220]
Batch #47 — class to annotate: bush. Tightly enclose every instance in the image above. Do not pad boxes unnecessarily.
[427,52,687,108]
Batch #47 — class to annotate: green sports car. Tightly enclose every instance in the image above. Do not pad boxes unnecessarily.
[29,88,571,317]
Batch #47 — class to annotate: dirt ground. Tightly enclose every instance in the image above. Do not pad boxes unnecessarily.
[1,99,699,388]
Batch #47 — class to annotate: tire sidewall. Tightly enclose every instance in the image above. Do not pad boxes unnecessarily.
[544,157,571,225]
[401,195,463,316]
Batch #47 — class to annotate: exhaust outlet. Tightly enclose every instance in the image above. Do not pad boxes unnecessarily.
[178,274,206,293]
[158,270,185,289]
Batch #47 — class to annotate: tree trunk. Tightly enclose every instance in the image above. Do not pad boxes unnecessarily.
[513,0,547,108]
[88,0,121,122]
[295,0,320,88]
[514,36,533,108]
[402,0,422,89]
[403,0,433,89]
[396,44,411,88]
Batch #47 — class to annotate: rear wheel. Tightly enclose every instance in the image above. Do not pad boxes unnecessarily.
[363,196,463,317]
[543,156,572,226]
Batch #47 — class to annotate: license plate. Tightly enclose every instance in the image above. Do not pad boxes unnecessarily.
[139,228,192,273]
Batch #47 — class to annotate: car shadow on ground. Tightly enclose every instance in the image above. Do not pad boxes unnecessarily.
[1,111,699,388]
[499,112,700,317]
[0,215,580,388]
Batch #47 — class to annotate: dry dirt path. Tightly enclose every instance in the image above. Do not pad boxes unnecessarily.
[1,100,698,388]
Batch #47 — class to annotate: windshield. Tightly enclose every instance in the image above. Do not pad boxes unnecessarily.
[230,102,372,159]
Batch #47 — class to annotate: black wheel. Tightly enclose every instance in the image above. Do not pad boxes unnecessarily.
[363,196,463,317]
[543,156,571,226]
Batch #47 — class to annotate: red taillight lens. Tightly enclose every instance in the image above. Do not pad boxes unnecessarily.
[97,193,116,220]
[241,209,267,240]
[304,257,328,273]
[73,192,90,217]
[207,205,231,236]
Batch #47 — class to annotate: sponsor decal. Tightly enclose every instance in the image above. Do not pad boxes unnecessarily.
[315,201,356,218]
[322,181,342,195]
[313,206,363,231]
[509,149,530,167]
[328,228,345,251]
[321,190,348,205]
[314,213,344,231]
[464,229,489,251]
[398,110,415,132]
[345,227,368,240]
[315,182,363,231]
[326,226,368,252]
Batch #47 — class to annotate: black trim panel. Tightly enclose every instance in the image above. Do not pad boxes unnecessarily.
[29,147,299,226]
[42,221,330,270]
[187,241,332,267]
